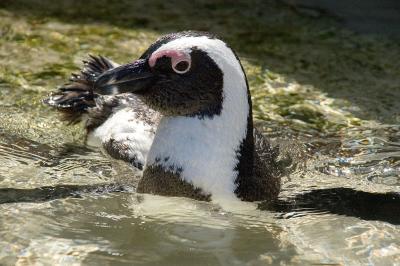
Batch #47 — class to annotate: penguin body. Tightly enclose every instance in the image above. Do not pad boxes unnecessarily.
[45,31,281,202]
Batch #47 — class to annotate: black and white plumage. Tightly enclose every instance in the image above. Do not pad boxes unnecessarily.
[44,56,160,170]
[44,31,281,203]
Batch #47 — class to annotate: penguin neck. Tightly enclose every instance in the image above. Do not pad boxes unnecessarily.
[145,77,254,202]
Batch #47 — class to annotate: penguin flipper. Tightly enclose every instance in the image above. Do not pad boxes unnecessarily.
[43,55,118,124]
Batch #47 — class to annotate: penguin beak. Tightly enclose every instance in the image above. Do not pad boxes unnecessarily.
[94,59,155,95]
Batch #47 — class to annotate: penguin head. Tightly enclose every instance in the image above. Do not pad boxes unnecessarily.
[95,32,248,117]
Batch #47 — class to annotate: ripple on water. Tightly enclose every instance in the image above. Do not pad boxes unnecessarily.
[0,134,117,189]
[311,126,400,187]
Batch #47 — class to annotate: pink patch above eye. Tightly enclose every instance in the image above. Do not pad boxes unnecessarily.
[149,49,191,68]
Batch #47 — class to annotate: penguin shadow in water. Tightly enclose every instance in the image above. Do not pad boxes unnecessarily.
[260,187,400,225]
[1,185,400,225]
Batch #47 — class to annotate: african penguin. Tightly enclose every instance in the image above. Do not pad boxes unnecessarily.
[44,31,281,203]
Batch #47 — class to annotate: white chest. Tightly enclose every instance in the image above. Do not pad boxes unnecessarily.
[146,87,249,202]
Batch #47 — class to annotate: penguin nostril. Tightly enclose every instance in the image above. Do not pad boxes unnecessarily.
[173,60,190,74]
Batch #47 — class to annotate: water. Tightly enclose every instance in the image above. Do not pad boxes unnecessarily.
[0,131,399,265]
[0,1,399,265]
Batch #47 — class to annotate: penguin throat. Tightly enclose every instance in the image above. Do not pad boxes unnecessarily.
[145,85,252,201]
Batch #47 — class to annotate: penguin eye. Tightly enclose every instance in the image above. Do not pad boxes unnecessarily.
[172,60,190,74]
[149,49,191,74]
